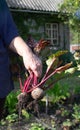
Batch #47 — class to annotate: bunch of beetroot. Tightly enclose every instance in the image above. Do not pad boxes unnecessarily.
[17,37,72,118]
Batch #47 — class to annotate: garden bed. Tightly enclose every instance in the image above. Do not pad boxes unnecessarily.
[0,70,80,130]
[0,94,80,130]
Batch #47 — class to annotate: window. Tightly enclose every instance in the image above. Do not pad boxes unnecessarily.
[45,23,59,46]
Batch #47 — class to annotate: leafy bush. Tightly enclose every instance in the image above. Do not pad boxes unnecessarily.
[5,90,20,114]
[59,51,77,67]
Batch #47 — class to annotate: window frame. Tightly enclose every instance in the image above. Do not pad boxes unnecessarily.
[45,23,59,46]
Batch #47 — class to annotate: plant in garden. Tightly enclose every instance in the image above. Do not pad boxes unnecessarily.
[5,90,20,114]
[0,113,18,125]
[30,123,45,130]
[22,109,30,119]
[5,113,18,123]
[73,50,80,69]
[72,104,80,122]
[61,108,70,117]
[62,119,72,130]
[46,82,71,104]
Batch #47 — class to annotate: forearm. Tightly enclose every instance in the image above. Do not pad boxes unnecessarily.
[9,36,32,57]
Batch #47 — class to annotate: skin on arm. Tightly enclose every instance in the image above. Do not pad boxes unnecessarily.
[9,36,42,77]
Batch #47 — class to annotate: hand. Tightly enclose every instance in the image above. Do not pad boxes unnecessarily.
[23,51,42,77]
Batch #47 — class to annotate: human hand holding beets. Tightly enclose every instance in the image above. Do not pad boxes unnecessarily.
[23,51,42,77]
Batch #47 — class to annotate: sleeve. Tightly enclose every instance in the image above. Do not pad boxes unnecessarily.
[1,0,19,46]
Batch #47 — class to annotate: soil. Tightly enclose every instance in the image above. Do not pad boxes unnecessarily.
[0,95,80,130]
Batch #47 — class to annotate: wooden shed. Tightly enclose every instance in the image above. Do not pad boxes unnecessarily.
[6,0,70,50]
